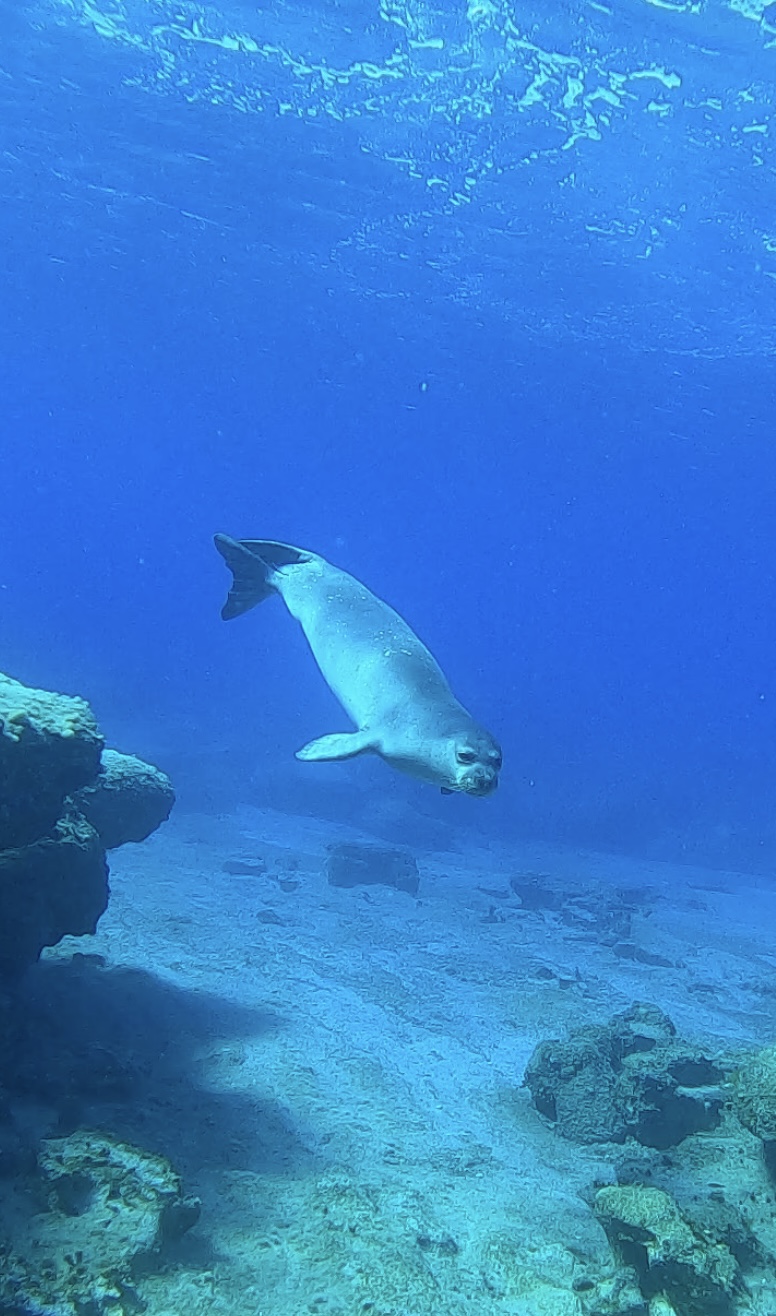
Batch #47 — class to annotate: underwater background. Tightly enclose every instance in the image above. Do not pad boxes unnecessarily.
[3,3,776,1314]
[3,0,776,871]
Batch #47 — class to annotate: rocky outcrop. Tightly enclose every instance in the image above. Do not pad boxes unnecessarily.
[0,809,109,982]
[732,1044,776,1143]
[0,672,174,979]
[73,748,175,851]
[594,1185,740,1316]
[523,1002,725,1148]
[0,1129,200,1316]
[0,672,103,850]
[327,841,420,896]
[731,1044,776,1181]
[522,1005,776,1315]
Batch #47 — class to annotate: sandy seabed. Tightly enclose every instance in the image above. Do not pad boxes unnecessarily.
[30,805,776,1315]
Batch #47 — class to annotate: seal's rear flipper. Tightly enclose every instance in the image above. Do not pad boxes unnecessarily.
[214,533,307,620]
[296,732,376,762]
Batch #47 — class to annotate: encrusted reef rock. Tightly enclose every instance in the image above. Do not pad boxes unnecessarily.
[0,1129,200,1316]
[594,1185,740,1316]
[477,1228,648,1315]
[0,672,102,849]
[732,1045,776,1142]
[73,748,175,850]
[327,840,420,896]
[524,1006,776,1313]
[731,1044,776,1180]
[0,672,174,978]
[523,1003,725,1148]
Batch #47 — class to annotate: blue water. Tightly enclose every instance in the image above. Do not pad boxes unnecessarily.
[3,0,776,869]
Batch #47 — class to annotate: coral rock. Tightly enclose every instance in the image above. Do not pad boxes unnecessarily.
[595,1184,740,1316]
[73,749,175,850]
[0,671,174,978]
[523,1004,725,1148]
[0,1129,200,1316]
[0,672,103,849]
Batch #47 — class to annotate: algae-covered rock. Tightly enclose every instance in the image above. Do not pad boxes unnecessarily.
[0,672,103,849]
[73,748,175,850]
[0,1129,200,1316]
[524,1004,725,1148]
[594,1184,740,1316]
[524,1033,624,1143]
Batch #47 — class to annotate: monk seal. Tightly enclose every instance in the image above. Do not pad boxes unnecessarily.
[214,534,502,797]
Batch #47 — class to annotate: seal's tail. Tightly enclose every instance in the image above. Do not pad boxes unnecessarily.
[214,534,307,620]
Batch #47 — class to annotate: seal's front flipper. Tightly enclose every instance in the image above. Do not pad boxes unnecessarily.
[296,732,376,762]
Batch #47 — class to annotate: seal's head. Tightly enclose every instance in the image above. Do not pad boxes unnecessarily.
[380,723,502,796]
[449,729,502,797]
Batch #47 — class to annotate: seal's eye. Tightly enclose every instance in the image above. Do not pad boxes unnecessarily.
[456,748,476,764]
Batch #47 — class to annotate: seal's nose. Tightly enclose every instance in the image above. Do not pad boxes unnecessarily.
[465,768,499,797]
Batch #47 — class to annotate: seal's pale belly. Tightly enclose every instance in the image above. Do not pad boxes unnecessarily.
[274,561,458,732]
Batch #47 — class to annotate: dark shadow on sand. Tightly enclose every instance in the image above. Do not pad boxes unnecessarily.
[3,956,316,1185]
